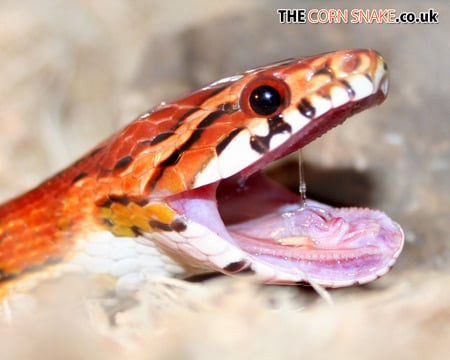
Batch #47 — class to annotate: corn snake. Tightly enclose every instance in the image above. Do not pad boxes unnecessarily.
[0,49,403,298]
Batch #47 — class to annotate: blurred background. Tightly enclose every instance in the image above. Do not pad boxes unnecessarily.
[0,0,449,358]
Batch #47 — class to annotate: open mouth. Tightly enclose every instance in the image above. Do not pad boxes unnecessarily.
[166,91,404,288]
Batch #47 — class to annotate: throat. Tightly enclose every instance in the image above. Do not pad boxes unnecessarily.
[217,172,300,225]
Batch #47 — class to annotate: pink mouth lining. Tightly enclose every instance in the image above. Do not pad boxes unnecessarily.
[168,171,403,286]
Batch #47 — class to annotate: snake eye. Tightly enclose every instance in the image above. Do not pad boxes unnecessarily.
[249,86,281,116]
[240,77,289,117]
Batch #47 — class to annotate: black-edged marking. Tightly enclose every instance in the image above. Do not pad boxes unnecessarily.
[340,80,356,98]
[114,155,133,170]
[145,168,163,192]
[131,225,143,236]
[134,198,150,207]
[170,219,187,232]
[149,219,172,232]
[158,149,182,167]
[298,98,315,119]
[216,127,243,155]
[169,107,199,132]
[102,218,114,227]
[250,136,268,154]
[314,63,334,78]
[108,195,131,205]
[223,260,246,272]
[72,171,88,184]
[223,260,254,274]
[179,110,224,151]
[250,113,292,154]
[150,131,174,145]
[98,198,112,207]
[268,113,292,133]
[205,83,230,98]
[88,145,106,158]
[131,139,154,155]
[139,139,153,146]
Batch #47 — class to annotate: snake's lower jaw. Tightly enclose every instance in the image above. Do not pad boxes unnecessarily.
[167,172,404,288]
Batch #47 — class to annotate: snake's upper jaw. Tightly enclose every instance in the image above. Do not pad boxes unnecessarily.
[167,172,404,288]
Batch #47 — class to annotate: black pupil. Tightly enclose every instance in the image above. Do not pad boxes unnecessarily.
[249,85,281,116]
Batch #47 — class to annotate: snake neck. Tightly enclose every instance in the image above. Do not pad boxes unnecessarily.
[0,168,102,282]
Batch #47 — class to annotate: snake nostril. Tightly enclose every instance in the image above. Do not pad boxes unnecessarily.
[341,52,360,73]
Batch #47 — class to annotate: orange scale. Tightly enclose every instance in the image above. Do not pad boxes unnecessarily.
[113,142,134,161]
[128,203,154,232]
[7,220,27,237]
[110,213,133,228]
[111,225,136,238]
[144,105,178,124]
[177,147,217,182]
[93,182,112,204]
[110,202,131,218]
[97,149,120,171]
[126,202,148,219]
[130,142,153,158]
[144,203,176,224]
[120,121,144,138]
[153,166,187,195]
[105,178,127,198]
[118,177,140,199]
[130,152,158,180]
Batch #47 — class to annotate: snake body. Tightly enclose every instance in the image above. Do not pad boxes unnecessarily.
[0,49,403,298]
